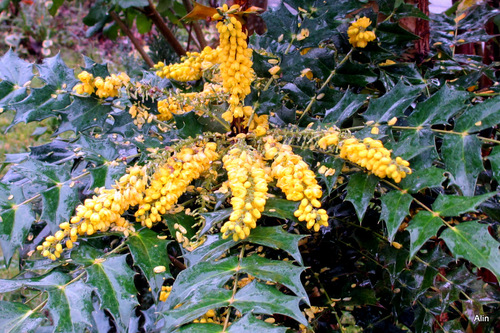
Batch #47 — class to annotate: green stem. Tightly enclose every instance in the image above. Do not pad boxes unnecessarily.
[299,48,353,122]
[222,245,246,332]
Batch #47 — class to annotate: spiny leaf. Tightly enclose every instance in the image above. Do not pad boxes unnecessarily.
[363,81,423,123]
[233,281,308,326]
[433,192,497,217]
[164,256,238,309]
[198,209,232,236]
[182,234,235,267]
[0,301,44,333]
[407,84,469,126]
[454,94,500,133]
[324,89,366,126]
[380,190,413,242]
[174,112,204,139]
[345,173,379,222]
[0,183,36,266]
[36,53,78,88]
[127,228,172,300]
[441,134,483,196]
[173,313,288,333]
[317,156,344,195]
[406,211,443,258]
[263,197,299,222]
[0,49,33,85]
[400,166,446,193]
[488,146,500,182]
[85,254,139,332]
[240,255,309,304]
[161,285,232,332]
[55,96,113,134]
[441,222,500,280]
[40,184,80,233]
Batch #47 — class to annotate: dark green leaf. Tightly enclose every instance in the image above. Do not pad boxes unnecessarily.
[433,192,497,217]
[441,134,483,196]
[85,254,139,332]
[406,211,443,258]
[127,228,172,300]
[441,222,500,280]
[380,190,413,242]
[488,146,500,182]
[317,156,344,195]
[89,164,128,189]
[48,0,64,15]
[36,53,78,88]
[324,90,366,126]
[174,112,203,139]
[330,61,378,87]
[454,96,500,133]
[164,256,238,309]
[363,81,423,123]
[407,85,469,126]
[0,184,36,266]
[345,173,379,221]
[245,226,306,265]
[0,49,33,85]
[390,128,437,169]
[0,301,44,333]
[161,285,232,332]
[182,234,235,267]
[227,314,287,333]
[400,166,446,193]
[40,184,80,233]
[260,3,297,41]
[199,209,232,236]
[233,281,308,326]
[240,255,308,304]
[55,96,113,134]
[263,197,299,222]
[82,56,109,78]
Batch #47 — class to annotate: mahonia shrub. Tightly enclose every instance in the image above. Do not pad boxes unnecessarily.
[0,0,500,332]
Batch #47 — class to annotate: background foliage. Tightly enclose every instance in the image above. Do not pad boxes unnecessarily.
[1,0,500,332]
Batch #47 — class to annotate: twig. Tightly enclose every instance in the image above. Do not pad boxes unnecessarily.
[146,0,186,56]
[181,0,208,49]
[169,254,187,270]
[109,11,155,68]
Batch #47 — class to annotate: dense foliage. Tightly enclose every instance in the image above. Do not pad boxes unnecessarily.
[1,0,500,332]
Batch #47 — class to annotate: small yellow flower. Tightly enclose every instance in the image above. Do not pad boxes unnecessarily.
[347,17,377,48]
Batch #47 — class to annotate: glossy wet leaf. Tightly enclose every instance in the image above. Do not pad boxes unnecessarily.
[0,301,44,333]
[380,190,413,242]
[324,89,366,126]
[400,166,446,193]
[0,49,33,85]
[127,228,172,300]
[85,254,139,332]
[441,134,483,196]
[263,197,299,222]
[454,95,500,133]
[345,173,379,222]
[441,222,500,280]
[406,211,443,258]
[40,184,80,233]
[488,146,500,182]
[55,96,113,134]
[433,192,497,217]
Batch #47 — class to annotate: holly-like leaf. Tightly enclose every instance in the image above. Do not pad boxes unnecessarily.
[0,183,36,266]
[173,112,203,139]
[400,166,446,193]
[324,89,366,126]
[85,254,139,332]
[36,53,78,89]
[433,192,497,217]
[406,211,443,258]
[161,285,232,332]
[454,95,500,133]
[182,234,235,267]
[233,281,308,326]
[127,228,172,300]
[363,81,423,123]
[0,301,44,333]
[317,156,344,195]
[441,222,500,280]
[40,184,80,233]
[164,256,239,309]
[55,96,113,134]
[380,190,413,242]
[407,85,469,126]
[0,49,33,85]
[488,146,500,182]
[174,313,288,333]
[345,173,379,222]
[263,197,299,222]
[441,134,483,196]
[240,255,308,304]
[198,209,232,236]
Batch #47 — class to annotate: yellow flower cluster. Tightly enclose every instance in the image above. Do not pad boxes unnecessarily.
[339,137,410,183]
[215,11,254,123]
[37,166,147,259]
[347,17,376,48]
[159,286,172,302]
[154,46,219,82]
[193,309,221,324]
[157,97,194,121]
[264,138,328,231]
[135,143,219,228]
[221,147,269,241]
[129,103,154,129]
[319,131,411,183]
[73,71,130,98]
